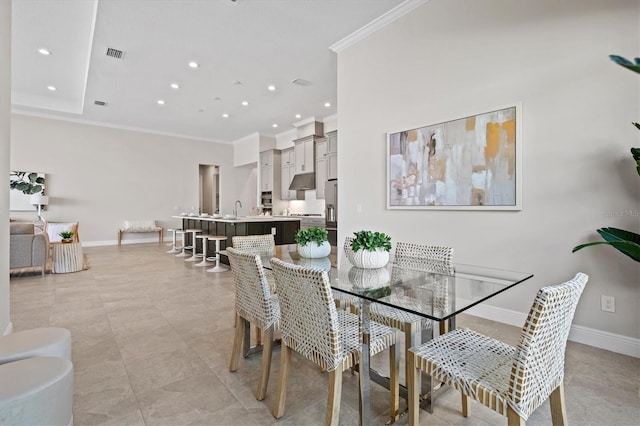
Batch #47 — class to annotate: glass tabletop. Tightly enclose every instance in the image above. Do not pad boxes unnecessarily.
[222,244,533,322]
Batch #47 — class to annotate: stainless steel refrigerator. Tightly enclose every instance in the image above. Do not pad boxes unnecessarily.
[325,179,338,246]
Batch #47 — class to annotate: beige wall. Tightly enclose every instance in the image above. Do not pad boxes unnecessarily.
[10,114,235,244]
[338,0,640,340]
[1,0,11,334]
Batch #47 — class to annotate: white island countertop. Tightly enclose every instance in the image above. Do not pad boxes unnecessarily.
[172,215,302,223]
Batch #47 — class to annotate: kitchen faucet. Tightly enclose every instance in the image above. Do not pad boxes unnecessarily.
[234,200,242,217]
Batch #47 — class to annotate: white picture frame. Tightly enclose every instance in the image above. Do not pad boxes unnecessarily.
[386,103,522,211]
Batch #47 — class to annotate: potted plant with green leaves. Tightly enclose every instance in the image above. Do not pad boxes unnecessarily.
[572,55,640,263]
[59,231,74,243]
[348,230,392,269]
[295,227,331,258]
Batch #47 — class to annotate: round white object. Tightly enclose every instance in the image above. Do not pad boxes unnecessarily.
[298,241,331,258]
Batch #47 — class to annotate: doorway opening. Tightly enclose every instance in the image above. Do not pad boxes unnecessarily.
[199,164,219,215]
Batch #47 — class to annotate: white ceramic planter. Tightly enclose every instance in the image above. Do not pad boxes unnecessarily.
[298,256,332,271]
[298,241,331,258]
[348,248,389,269]
[348,266,390,288]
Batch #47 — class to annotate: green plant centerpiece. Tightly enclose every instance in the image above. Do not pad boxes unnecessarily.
[348,230,392,269]
[295,227,330,258]
[59,231,74,243]
[572,55,640,262]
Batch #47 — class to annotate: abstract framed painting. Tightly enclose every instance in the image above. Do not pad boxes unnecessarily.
[387,104,522,210]
[10,171,46,211]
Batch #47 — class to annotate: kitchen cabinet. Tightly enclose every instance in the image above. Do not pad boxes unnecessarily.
[315,138,328,198]
[293,135,315,174]
[315,131,337,199]
[280,148,296,200]
[326,131,338,180]
[259,149,280,192]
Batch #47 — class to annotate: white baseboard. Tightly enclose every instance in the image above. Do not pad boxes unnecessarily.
[466,303,640,358]
[3,321,13,336]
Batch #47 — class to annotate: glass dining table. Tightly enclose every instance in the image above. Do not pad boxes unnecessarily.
[225,244,534,425]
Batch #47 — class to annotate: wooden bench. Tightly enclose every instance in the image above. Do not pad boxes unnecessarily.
[118,220,163,246]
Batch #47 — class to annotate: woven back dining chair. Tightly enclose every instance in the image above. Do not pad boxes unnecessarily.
[232,233,277,345]
[407,272,589,426]
[393,242,454,275]
[226,247,280,401]
[232,234,275,254]
[269,258,400,425]
[369,242,454,387]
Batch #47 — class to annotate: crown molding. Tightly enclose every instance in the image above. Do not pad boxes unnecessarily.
[330,0,428,53]
[11,108,231,144]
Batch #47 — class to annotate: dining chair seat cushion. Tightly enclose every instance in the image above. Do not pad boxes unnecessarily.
[370,299,431,330]
[284,309,397,371]
[412,328,515,414]
[0,327,71,364]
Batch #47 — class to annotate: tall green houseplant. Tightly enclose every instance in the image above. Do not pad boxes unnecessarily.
[572,55,640,262]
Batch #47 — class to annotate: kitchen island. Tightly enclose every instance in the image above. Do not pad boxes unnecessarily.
[173,215,301,252]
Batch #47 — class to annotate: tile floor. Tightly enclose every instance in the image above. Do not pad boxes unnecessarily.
[8,243,640,425]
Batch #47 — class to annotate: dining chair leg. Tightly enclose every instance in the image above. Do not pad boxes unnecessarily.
[507,406,526,426]
[549,383,567,426]
[407,350,420,426]
[229,314,245,372]
[256,325,274,401]
[326,369,342,426]
[389,341,400,421]
[255,324,262,346]
[273,344,291,419]
[461,393,470,417]
[404,322,418,388]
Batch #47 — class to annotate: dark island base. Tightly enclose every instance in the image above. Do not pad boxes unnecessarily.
[180,218,300,263]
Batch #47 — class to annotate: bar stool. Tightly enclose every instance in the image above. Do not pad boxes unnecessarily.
[206,235,229,272]
[195,235,213,267]
[166,228,183,254]
[184,229,203,261]
[174,230,189,257]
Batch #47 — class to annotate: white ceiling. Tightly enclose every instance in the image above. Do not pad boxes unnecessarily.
[11,0,409,143]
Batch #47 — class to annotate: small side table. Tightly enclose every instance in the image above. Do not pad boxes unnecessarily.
[51,242,84,274]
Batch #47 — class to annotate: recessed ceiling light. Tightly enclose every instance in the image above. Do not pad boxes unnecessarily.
[170,83,180,89]
[157,100,165,105]
[295,114,301,119]
[272,123,278,128]
[268,85,276,91]
[241,101,249,106]
[222,113,229,118]
[324,102,331,108]
[38,48,51,55]
[188,61,199,68]
[47,86,56,91]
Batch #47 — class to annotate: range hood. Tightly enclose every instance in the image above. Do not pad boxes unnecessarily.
[289,172,315,191]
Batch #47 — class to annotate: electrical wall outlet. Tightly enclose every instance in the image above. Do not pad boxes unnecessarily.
[601,295,616,313]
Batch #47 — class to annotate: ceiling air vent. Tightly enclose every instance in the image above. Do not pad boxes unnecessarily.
[291,78,312,87]
[94,100,107,106]
[106,47,124,59]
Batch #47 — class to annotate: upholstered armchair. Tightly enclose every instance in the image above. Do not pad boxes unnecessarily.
[9,222,47,275]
